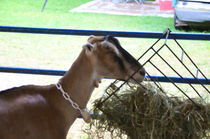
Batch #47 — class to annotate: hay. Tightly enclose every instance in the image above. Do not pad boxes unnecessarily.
[85,83,210,139]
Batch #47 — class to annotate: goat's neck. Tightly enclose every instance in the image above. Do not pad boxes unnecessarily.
[57,50,101,127]
[60,50,100,108]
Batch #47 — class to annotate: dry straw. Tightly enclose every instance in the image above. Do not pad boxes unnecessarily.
[85,83,210,139]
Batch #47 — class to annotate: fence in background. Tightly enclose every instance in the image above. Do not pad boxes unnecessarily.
[0,26,209,85]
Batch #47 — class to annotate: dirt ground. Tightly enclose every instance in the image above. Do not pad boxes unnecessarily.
[70,0,174,17]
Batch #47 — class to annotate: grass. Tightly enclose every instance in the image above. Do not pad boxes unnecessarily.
[0,0,186,31]
[2,0,208,70]
[0,0,209,138]
[1,0,210,32]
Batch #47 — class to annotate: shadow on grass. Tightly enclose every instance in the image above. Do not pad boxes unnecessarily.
[177,25,210,33]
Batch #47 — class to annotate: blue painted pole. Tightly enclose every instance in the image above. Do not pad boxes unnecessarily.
[0,66,65,76]
[147,75,210,85]
[0,66,209,85]
[0,26,210,40]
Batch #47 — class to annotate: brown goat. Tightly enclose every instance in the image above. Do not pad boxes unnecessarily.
[0,36,145,139]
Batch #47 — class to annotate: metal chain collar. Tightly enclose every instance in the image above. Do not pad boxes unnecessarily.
[55,82,82,113]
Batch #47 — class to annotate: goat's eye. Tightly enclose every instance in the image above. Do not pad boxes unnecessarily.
[104,46,111,51]
[105,45,110,48]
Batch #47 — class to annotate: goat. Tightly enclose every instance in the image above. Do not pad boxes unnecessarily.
[0,35,145,139]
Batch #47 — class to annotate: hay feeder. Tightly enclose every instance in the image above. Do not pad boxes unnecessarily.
[85,29,210,139]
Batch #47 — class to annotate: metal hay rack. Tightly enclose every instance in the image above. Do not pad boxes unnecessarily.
[96,29,210,110]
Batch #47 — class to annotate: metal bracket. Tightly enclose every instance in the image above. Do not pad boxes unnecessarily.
[163,28,171,45]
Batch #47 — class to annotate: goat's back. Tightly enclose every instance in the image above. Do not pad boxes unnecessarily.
[0,85,65,139]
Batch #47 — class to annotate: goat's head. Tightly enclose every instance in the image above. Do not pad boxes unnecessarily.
[83,35,146,84]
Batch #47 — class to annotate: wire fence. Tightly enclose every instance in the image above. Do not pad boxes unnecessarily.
[96,29,209,109]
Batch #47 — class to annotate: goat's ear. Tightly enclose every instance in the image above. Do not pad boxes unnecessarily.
[83,43,94,55]
[88,35,105,44]
[87,35,95,44]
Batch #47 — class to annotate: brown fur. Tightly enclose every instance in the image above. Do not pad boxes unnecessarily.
[0,36,145,139]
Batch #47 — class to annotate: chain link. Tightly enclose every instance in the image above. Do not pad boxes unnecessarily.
[55,83,82,113]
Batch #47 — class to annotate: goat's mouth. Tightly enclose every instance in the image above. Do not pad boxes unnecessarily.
[129,77,145,84]
[117,76,145,84]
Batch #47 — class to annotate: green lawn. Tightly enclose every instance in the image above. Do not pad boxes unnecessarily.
[0,0,178,32]
[1,0,210,32]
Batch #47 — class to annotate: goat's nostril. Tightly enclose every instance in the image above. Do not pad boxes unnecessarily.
[139,70,146,76]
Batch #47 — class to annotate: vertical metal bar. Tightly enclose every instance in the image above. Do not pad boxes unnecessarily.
[196,68,199,78]
[164,29,170,45]
[41,0,48,12]
[181,50,184,62]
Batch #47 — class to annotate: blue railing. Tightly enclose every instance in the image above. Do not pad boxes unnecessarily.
[0,26,210,40]
[0,66,209,85]
[0,25,209,85]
